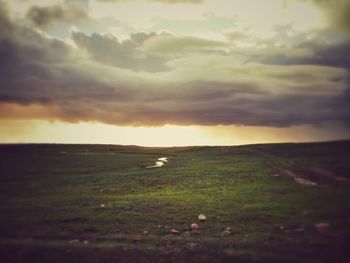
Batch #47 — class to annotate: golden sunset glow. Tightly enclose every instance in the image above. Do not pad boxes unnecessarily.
[1,120,349,147]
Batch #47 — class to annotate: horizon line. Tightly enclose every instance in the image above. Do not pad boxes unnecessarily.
[1,139,349,148]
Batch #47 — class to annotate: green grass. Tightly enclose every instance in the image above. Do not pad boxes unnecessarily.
[0,142,350,262]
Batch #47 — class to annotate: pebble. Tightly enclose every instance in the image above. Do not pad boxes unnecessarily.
[190,223,199,231]
[221,227,232,237]
[198,214,206,221]
[100,204,106,208]
[170,229,181,235]
[315,222,330,231]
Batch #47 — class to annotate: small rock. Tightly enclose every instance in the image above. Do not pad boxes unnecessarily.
[221,230,231,237]
[273,174,280,177]
[83,240,89,245]
[190,223,199,231]
[315,222,330,231]
[100,204,106,208]
[143,230,149,235]
[170,229,181,235]
[221,228,232,237]
[68,239,79,244]
[198,214,206,221]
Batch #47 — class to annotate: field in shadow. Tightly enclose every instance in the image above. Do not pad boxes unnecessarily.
[0,141,350,262]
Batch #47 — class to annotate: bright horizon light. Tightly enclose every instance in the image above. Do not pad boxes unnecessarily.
[0,120,349,147]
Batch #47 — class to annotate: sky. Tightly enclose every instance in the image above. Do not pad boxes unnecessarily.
[0,0,349,146]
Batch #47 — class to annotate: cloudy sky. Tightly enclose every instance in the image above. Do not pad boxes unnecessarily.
[0,0,349,146]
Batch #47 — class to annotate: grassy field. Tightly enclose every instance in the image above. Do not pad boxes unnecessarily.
[0,141,350,262]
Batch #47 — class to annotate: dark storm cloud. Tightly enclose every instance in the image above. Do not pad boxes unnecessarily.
[298,41,350,69]
[257,41,350,69]
[0,1,350,127]
[230,24,350,69]
[26,3,89,28]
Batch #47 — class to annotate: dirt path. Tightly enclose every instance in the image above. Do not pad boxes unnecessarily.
[266,159,318,186]
[310,168,349,182]
[283,170,317,186]
[247,150,316,186]
[245,147,349,187]
[268,158,350,186]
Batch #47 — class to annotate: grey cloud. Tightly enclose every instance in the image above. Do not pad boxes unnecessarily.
[224,18,350,70]
[71,31,169,72]
[311,0,350,32]
[254,41,350,69]
[64,0,89,8]
[294,0,350,33]
[26,3,89,28]
[298,41,350,69]
[225,24,350,69]
[0,1,349,127]
[142,35,227,53]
